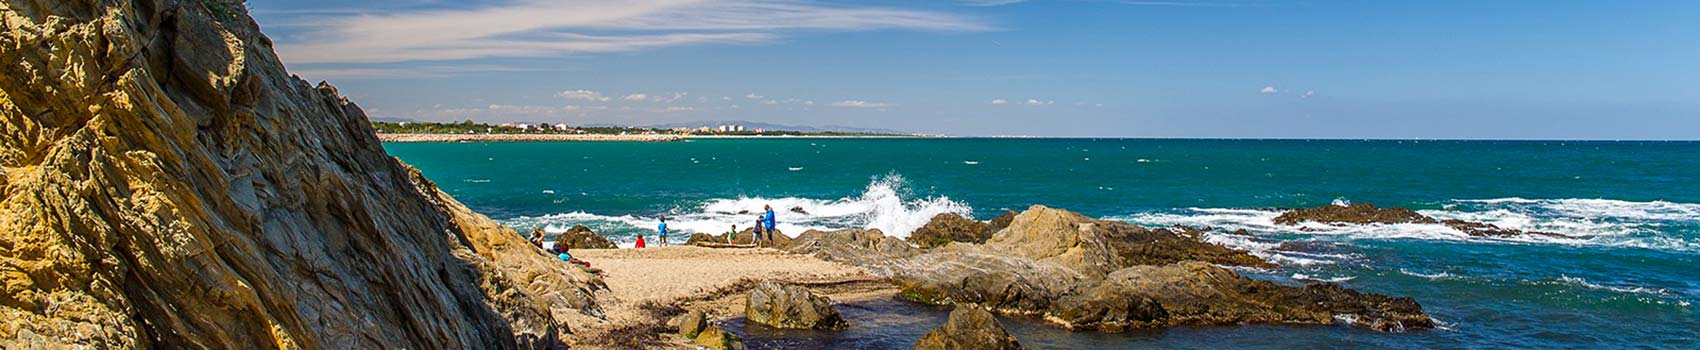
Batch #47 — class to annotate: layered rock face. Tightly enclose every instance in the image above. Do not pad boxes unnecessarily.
[913,306,1022,350]
[787,206,1432,332]
[0,1,599,349]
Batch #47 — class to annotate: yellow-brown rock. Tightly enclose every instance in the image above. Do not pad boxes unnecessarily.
[0,0,601,349]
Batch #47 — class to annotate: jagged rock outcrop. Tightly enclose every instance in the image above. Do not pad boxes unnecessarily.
[795,206,1432,332]
[907,213,993,248]
[781,228,919,270]
[913,306,1022,350]
[1275,203,1565,238]
[744,281,848,330]
[0,1,599,349]
[552,225,615,250]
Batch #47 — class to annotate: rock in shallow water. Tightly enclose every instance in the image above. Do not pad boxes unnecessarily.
[693,325,746,350]
[745,280,850,330]
[1275,203,1567,238]
[914,306,1023,350]
[792,205,1434,333]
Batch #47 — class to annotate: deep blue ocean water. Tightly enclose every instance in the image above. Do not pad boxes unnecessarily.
[386,139,1698,349]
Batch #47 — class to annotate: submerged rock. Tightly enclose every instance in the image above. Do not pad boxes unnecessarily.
[0,1,600,348]
[797,206,1432,333]
[745,281,849,330]
[914,306,1023,350]
[553,225,617,249]
[908,213,994,248]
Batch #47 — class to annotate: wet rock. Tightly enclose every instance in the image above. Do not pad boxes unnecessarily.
[1274,203,1437,225]
[914,306,1022,350]
[790,206,808,214]
[693,325,746,350]
[553,225,617,249]
[745,281,849,330]
[799,206,1432,333]
[1441,219,1566,238]
[908,213,994,248]
[674,309,708,338]
[1276,203,1565,239]
[0,1,600,348]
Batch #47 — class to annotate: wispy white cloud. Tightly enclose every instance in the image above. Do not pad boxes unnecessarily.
[990,98,1008,105]
[623,93,650,101]
[276,0,992,65]
[1024,98,1054,105]
[1303,90,1315,98]
[745,93,764,100]
[831,100,893,108]
[559,89,611,101]
[1260,86,1278,94]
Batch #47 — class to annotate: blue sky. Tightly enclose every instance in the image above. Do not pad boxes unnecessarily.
[248,0,1700,139]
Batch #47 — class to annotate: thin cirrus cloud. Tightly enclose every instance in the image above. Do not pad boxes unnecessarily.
[274,0,993,65]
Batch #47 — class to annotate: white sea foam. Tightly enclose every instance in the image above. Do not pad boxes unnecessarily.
[500,174,971,244]
[1551,276,1674,297]
[1292,273,1355,283]
[1117,198,1700,255]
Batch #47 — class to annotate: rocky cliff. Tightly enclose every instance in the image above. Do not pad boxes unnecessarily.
[1,1,600,348]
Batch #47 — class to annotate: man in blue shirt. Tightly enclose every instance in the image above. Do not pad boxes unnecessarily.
[763,205,777,243]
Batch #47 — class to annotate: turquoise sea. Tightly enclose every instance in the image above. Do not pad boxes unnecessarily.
[386,139,1699,349]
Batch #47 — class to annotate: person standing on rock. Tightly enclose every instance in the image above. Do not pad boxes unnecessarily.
[657,216,670,246]
[763,205,779,243]
[728,224,738,244]
[753,216,766,247]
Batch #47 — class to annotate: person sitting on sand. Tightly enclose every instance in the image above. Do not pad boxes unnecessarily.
[656,216,669,246]
[635,234,646,248]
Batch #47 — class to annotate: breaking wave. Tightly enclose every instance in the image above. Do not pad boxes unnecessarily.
[1115,198,1700,263]
[500,173,970,247]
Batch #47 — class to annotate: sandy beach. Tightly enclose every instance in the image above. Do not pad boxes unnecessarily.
[565,246,892,349]
[376,133,684,142]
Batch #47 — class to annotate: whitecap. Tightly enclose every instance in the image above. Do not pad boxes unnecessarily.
[501,173,970,240]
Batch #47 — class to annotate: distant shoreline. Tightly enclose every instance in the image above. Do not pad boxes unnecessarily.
[376,133,937,142]
[376,133,684,142]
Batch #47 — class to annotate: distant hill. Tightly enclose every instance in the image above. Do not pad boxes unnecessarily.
[644,120,909,134]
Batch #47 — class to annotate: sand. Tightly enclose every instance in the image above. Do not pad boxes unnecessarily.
[565,246,892,349]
